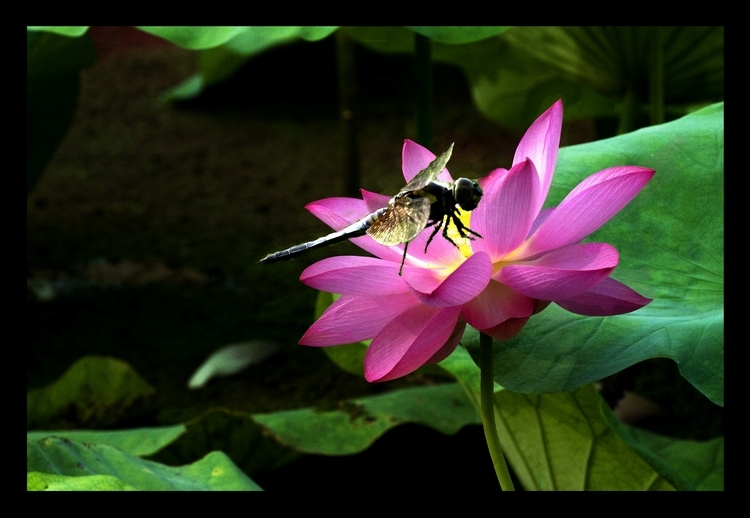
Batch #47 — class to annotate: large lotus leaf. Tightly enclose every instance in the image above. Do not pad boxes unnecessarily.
[491,385,674,490]
[463,102,723,406]
[27,437,261,490]
[27,356,156,429]
[27,425,186,457]
[27,30,96,194]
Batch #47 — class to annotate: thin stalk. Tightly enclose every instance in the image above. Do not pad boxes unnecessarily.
[480,332,515,490]
[336,30,361,198]
[649,26,665,126]
[414,33,433,150]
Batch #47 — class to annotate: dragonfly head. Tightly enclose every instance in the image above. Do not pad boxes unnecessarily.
[454,178,483,211]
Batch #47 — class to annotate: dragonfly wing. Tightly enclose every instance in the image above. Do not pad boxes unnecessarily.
[367,196,431,246]
[401,142,454,192]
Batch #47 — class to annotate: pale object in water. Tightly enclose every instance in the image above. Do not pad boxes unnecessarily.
[187,341,281,389]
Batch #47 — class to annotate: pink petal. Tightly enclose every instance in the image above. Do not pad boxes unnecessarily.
[402,139,453,183]
[299,292,420,346]
[472,159,540,258]
[461,280,536,329]
[425,319,467,365]
[555,277,653,316]
[528,207,554,237]
[520,166,655,257]
[301,256,410,295]
[364,305,462,382]
[307,196,371,229]
[409,251,493,307]
[497,243,619,300]
[513,100,562,216]
[361,189,391,213]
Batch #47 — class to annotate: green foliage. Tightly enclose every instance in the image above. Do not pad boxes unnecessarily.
[27,425,186,457]
[344,26,723,131]
[27,355,479,487]
[502,27,723,101]
[27,356,156,429]
[27,436,261,490]
[407,27,510,44]
[154,383,477,475]
[27,26,89,36]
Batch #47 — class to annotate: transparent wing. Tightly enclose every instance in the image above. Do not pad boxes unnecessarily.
[401,143,454,192]
[366,196,432,246]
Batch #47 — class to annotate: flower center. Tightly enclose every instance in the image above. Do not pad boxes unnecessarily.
[447,210,475,258]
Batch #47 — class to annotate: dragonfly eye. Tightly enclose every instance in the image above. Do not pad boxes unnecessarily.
[454,178,483,211]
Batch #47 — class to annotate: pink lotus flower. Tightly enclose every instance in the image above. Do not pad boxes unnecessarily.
[299,100,654,382]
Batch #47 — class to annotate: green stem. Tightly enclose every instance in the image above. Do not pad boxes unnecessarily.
[480,332,515,490]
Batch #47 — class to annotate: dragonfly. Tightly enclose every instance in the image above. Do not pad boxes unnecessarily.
[260,143,483,275]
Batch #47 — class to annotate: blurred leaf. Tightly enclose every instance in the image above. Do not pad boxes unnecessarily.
[151,409,302,475]
[600,402,723,490]
[136,26,248,49]
[502,27,724,103]
[490,385,674,490]
[27,26,89,37]
[27,437,261,490]
[407,26,510,44]
[27,356,156,429]
[466,103,723,407]
[27,425,186,457]
[28,472,136,490]
[345,26,722,130]
[163,26,338,101]
[254,384,479,455]
[153,384,478,475]
[27,30,96,194]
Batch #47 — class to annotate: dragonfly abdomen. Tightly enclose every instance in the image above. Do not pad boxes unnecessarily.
[259,208,386,264]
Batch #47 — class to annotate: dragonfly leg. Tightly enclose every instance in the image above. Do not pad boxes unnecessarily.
[424,219,444,253]
[450,211,482,240]
[399,241,410,276]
